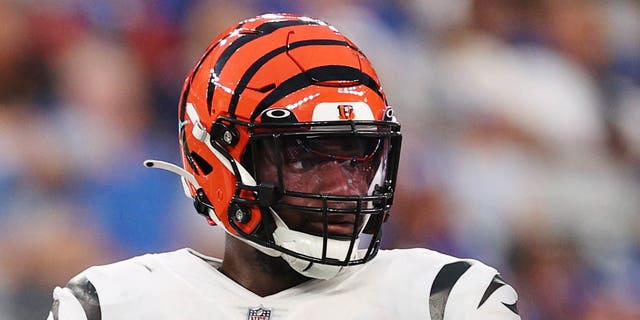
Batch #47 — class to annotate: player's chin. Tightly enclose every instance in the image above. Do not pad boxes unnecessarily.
[274,199,366,238]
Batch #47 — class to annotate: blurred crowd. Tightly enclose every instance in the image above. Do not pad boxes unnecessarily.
[0,0,639,319]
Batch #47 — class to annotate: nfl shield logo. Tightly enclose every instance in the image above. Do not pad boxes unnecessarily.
[247,306,272,320]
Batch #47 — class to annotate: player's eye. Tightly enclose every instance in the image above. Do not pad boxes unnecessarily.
[294,136,382,162]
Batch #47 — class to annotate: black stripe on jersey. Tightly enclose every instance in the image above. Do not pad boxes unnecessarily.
[478,274,520,315]
[208,19,323,114]
[50,298,60,320]
[503,301,520,315]
[66,275,102,320]
[429,261,471,320]
[250,65,383,121]
[228,39,355,116]
[477,274,505,308]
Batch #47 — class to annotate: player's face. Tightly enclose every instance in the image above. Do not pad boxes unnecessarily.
[255,135,383,238]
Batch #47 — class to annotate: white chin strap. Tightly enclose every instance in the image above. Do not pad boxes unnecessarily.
[270,210,360,280]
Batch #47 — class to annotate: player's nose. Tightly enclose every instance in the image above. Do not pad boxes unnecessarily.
[313,160,369,196]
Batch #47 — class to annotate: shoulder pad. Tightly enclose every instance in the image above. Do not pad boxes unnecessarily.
[474,274,520,319]
[49,274,102,320]
[67,274,102,319]
[429,260,520,320]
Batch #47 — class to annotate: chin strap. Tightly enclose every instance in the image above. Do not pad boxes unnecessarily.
[270,209,360,279]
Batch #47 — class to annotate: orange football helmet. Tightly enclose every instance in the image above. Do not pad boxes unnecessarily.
[146,13,401,279]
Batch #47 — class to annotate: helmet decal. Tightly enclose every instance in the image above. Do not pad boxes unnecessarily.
[262,108,297,123]
[209,18,327,116]
[249,65,384,122]
[312,102,374,121]
[337,104,355,120]
[228,38,357,117]
[179,15,327,121]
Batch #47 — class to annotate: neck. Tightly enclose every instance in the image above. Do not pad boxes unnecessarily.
[218,235,310,297]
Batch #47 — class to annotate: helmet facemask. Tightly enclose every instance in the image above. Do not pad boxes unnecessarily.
[225,120,401,279]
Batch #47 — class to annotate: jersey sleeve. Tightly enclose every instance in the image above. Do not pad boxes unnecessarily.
[428,259,520,320]
[47,274,102,320]
[470,274,520,319]
[46,253,164,320]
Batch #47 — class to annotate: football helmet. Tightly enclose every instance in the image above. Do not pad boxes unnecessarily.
[146,13,401,279]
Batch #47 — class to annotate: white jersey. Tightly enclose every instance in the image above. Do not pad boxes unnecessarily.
[48,248,520,320]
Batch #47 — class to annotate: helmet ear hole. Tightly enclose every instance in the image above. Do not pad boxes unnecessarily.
[190,152,213,175]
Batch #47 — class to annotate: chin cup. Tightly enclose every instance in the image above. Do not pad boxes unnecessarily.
[272,224,359,279]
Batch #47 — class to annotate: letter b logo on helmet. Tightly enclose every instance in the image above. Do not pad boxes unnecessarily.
[337,104,355,120]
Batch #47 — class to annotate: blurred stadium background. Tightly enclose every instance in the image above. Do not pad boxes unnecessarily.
[1,0,639,318]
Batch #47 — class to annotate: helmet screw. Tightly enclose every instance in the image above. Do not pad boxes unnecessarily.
[223,131,233,145]
[212,122,239,146]
[230,204,251,224]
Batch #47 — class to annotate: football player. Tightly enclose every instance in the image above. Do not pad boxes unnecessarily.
[48,14,520,319]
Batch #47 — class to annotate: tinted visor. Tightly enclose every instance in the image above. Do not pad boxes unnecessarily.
[289,135,382,162]
[254,133,388,196]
